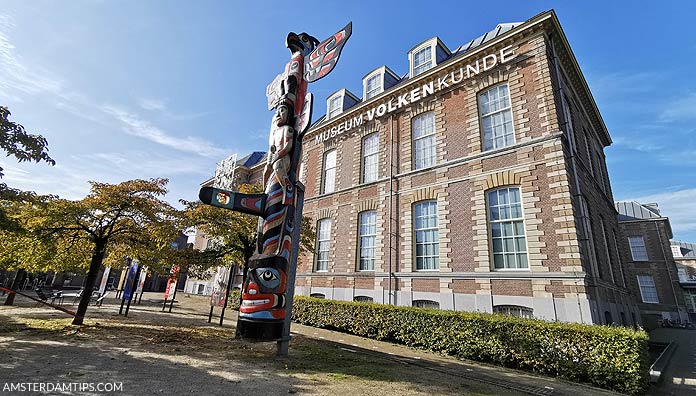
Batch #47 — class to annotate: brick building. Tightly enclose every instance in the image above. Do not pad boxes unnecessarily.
[294,10,638,325]
[671,240,696,319]
[615,201,688,328]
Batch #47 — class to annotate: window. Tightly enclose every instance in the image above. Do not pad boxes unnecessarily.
[629,236,649,261]
[604,311,613,325]
[310,293,325,299]
[354,296,374,303]
[684,289,696,313]
[322,150,337,194]
[365,74,382,99]
[599,218,615,284]
[479,85,515,151]
[412,46,433,76]
[413,300,439,309]
[362,134,379,183]
[493,305,533,319]
[583,131,595,176]
[637,275,659,303]
[414,201,439,270]
[488,187,528,269]
[315,219,331,271]
[677,266,688,282]
[579,196,600,277]
[328,95,342,118]
[671,245,683,257]
[358,211,377,271]
[412,112,436,169]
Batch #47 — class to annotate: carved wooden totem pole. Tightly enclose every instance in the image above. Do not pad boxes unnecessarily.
[199,23,351,348]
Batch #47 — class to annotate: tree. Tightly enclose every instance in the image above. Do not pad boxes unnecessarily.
[1,106,55,231]
[11,178,179,324]
[0,106,55,178]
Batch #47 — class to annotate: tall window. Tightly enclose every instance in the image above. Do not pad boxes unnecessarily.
[322,150,336,194]
[628,236,649,261]
[488,187,528,269]
[599,218,616,284]
[412,112,436,169]
[315,218,332,271]
[328,95,342,118]
[358,211,377,271]
[579,196,600,277]
[365,74,382,99]
[362,134,379,183]
[637,275,659,303]
[414,201,439,270]
[479,85,514,151]
[412,46,433,76]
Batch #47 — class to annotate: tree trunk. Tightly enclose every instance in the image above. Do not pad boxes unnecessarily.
[72,239,107,325]
[3,269,26,306]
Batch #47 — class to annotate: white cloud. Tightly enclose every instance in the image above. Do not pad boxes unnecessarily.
[628,189,696,238]
[659,92,696,123]
[138,98,167,112]
[101,105,228,159]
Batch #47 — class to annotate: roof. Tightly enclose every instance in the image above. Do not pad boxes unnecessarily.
[615,201,663,221]
[671,240,696,259]
[235,151,266,168]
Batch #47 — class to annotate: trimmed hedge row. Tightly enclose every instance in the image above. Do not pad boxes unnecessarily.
[227,290,648,393]
[290,297,649,395]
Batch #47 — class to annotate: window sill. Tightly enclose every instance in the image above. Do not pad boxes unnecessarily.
[492,268,530,271]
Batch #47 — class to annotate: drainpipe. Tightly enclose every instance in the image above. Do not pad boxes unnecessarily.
[388,114,394,305]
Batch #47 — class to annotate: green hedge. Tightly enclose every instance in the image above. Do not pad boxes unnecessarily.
[290,297,649,395]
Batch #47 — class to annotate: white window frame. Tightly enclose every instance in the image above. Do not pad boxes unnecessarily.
[414,201,439,271]
[637,275,659,304]
[629,236,649,261]
[487,187,529,270]
[322,150,337,194]
[362,133,379,183]
[327,94,343,119]
[315,218,332,272]
[493,305,534,319]
[411,46,433,76]
[479,84,515,151]
[412,112,436,170]
[358,210,377,271]
[364,73,382,100]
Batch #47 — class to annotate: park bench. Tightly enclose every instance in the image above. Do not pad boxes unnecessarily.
[34,287,59,306]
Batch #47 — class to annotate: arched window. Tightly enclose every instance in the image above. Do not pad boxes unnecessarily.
[493,305,533,319]
[412,300,439,309]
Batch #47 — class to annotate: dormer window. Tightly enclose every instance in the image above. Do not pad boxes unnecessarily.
[362,66,399,101]
[409,37,451,78]
[413,47,433,76]
[326,89,360,119]
[328,95,342,118]
[365,74,382,100]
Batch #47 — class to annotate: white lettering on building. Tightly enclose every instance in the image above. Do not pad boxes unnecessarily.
[314,45,517,145]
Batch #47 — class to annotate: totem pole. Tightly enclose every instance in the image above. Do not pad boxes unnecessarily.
[199,23,352,347]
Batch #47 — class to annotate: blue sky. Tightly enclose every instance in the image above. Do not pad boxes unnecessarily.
[1,1,695,241]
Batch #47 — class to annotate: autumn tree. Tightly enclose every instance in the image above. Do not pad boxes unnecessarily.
[11,178,179,324]
[1,106,55,231]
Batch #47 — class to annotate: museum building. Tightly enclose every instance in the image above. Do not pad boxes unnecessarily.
[294,10,639,325]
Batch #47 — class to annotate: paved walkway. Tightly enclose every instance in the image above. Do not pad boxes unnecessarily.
[3,292,623,396]
[648,328,696,396]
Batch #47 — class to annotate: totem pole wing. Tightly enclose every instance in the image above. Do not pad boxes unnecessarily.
[199,186,266,217]
[295,92,313,138]
[304,22,352,83]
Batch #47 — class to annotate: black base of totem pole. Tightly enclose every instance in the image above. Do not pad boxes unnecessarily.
[236,318,283,341]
